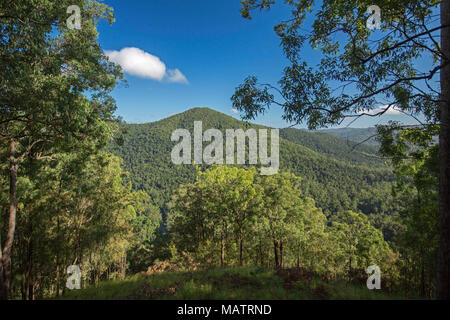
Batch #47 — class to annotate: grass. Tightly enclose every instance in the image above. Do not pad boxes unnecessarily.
[57,266,406,300]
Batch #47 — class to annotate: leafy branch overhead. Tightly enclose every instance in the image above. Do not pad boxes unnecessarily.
[233,0,445,129]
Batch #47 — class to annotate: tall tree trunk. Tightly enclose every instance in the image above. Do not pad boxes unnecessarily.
[348,256,352,280]
[420,259,425,297]
[280,241,283,269]
[26,224,33,300]
[438,0,450,300]
[220,237,225,267]
[56,264,60,297]
[55,179,63,297]
[0,140,18,300]
[21,281,26,300]
[259,240,264,266]
[273,240,279,269]
[239,237,243,266]
[0,217,3,298]
[26,154,34,300]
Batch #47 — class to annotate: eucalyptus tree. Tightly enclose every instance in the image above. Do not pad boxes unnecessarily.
[378,124,439,296]
[232,0,449,298]
[11,151,148,298]
[169,166,261,266]
[256,172,305,268]
[0,0,122,299]
[329,210,392,280]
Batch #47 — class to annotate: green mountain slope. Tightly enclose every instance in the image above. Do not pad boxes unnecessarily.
[279,128,382,166]
[108,108,397,218]
[321,127,379,145]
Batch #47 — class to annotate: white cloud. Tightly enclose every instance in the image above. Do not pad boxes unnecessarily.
[358,104,402,116]
[104,47,188,84]
[231,108,239,115]
[167,68,189,84]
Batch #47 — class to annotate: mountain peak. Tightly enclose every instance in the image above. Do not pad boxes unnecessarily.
[179,107,234,118]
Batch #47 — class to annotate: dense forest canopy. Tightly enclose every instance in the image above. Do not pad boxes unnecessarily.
[108,108,398,218]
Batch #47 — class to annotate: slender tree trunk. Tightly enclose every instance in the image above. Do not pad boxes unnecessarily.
[239,238,243,266]
[280,241,283,269]
[259,240,264,266]
[26,155,34,300]
[220,237,225,267]
[26,222,33,300]
[55,180,63,297]
[56,264,60,297]
[21,281,26,300]
[348,256,352,280]
[0,217,3,298]
[122,253,126,279]
[273,240,279,269]
[420,259,425,297]
[438,0,450,300]
[26,230,34,300]
[0,140,18,300]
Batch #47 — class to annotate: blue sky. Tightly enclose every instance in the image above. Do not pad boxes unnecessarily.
[97,0,422,129]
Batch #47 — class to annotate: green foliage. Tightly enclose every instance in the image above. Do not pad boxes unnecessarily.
[0,0,122,153]
[168,166,396,283]
[280,127,382,166]
[231,0,444,298]
[321,128,380,146]
[329,210,395,279]
[168,166,261,266]
[2,151,148,299]
[108,108,399,221]
[0,0,152,299]
[378,123,439,297]
[233,0,441,129]
[1,0,439,300]
[127,203,162,274]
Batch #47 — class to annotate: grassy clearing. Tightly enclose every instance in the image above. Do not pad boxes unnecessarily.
[58,266,406,300]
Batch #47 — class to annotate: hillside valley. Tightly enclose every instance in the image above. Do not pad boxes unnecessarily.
[108,108,400,235]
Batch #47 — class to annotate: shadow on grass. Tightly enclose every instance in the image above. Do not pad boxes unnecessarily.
[57,266,409,300]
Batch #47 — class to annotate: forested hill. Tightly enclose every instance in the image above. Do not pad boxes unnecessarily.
[107,107,397,219]
[279,128,381,166]
[321,127,380,145]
